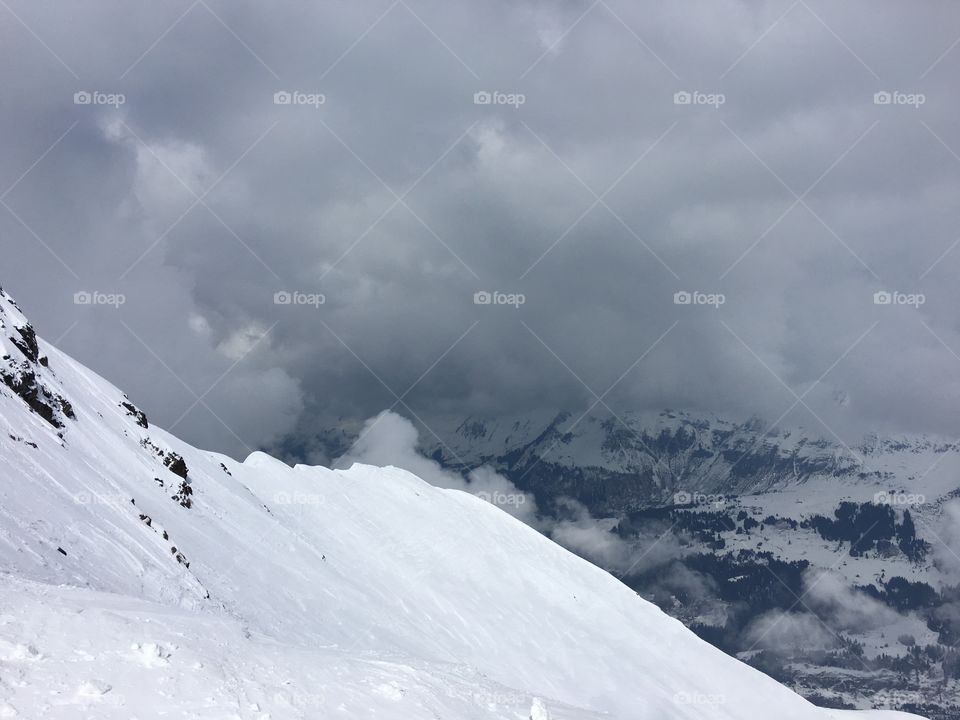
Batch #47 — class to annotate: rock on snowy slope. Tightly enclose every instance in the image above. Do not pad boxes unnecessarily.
[0,286,924,720]
[0,290,74,430]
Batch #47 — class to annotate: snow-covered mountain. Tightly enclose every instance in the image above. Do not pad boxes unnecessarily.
[0,287,928,720]
[396,410,960,516]
[308,408,960,715]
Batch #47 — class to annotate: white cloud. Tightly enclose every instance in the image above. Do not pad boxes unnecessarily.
[336,410,538,523]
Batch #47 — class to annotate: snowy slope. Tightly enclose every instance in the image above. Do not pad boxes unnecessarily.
[0,287,923,719]
[0,575,608,720]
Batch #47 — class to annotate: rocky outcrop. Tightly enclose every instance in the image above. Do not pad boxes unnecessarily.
[120,399,149,428]
[0,288,76,429]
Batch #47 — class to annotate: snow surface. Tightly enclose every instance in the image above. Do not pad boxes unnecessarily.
[0,288,925,719]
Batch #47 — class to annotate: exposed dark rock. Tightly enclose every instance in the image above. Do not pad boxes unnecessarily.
[11,324,38,362]
[170,546,190,568]
[59,397,75,420]
[163,452,188,479]
[144,440,190,483]
[140,438,162,456]
[145,446,192,508]
[172,479,193,509]
[1,366,65,428]
[120,400,148,428]
[7,433,38,449]
[0,310,75,429]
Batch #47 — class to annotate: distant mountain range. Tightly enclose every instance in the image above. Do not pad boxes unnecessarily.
[314,410,960,716]
[318,408,960,515]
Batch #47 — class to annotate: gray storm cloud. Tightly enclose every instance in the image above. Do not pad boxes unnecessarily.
[1,1,959,457]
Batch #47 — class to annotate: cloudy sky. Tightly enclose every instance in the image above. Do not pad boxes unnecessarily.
[2,1,959,458]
